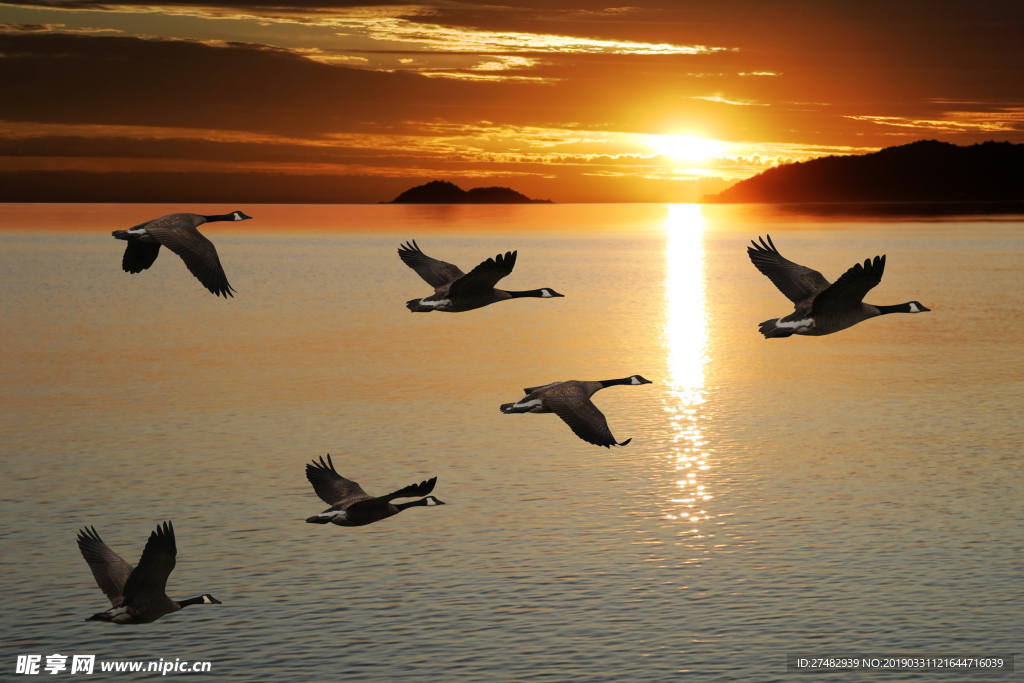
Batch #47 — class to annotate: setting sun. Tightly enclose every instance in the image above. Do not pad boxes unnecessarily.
[647,135,726,162]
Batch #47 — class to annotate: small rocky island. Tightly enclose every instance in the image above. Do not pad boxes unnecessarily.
[385,180,553,204]
[703,140,1024,203]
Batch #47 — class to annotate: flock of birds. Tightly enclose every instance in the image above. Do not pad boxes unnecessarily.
[78,211,931,624]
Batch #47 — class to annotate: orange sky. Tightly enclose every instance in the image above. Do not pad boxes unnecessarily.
[1,0,1022,202]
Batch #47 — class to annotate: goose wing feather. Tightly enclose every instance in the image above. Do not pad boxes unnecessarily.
[811,254,886,312]
[145,216,235,298]
[121,521,177,603]
[747,234,831,303]
[122,241,162,274]
[305,454,373,508]
[524,381,561,395]
[546,390,625,448]
[77,526,135,606]
[379,477,437,503]
[398,240,465,289]
[448,251,517,297]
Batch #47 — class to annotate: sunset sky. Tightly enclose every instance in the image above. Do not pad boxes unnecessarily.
[2,0,1022,202]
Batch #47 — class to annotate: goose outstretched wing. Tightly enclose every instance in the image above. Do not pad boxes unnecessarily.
[305,454,373,509]
[77,526,135,606]
[122,242,162,274]
[747,235,831,303]
[546,390,631,449]
[811,255,886,312]
[121,521,177,603]
[379,477,437,503]
[145,215,235,298]
[448,251,517,297]
[398,241,465,289]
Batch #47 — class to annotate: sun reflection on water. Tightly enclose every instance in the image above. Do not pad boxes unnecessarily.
[662,204,712,533]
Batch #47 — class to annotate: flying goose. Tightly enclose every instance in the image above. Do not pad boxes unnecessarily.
[500,375,653,448]
[77,521,221,624]
[112,211,251,297]
[305,454,445,527]
[398,240,564,312]
[748,234,930,338]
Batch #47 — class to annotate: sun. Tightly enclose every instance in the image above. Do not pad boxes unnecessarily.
[647,134,725,162]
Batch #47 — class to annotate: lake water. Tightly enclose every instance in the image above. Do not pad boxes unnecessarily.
[1,203,1021,681]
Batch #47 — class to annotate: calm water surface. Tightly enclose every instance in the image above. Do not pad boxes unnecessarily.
[1,204,1022,681]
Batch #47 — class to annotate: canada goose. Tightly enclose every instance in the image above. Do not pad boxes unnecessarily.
[77,521,221,624]
[500,375,653,448]
[305,454,445,527]
[112,211,251,297]
[748,234,930,338]
[398,240,564,312]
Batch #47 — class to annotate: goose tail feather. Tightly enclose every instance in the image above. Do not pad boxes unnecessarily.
[758,319,794,338]
[406,298,433,312]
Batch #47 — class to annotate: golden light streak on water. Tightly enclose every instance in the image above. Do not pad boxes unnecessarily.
[662,204,712,532]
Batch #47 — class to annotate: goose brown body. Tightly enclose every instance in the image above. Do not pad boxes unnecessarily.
[112,211,250,297]
[304,454,445,527]
[77,522,220,624]
[500,376,652,448]
[398,240,563,312]
[747,234,929,338]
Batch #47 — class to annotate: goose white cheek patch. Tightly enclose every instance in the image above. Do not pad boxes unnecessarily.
[541,289,553,298]
[631,377,640,385]
[909,303,920,313]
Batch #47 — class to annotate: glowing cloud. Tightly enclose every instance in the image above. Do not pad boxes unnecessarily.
[691,96,768,106]
[844,115,1017,132]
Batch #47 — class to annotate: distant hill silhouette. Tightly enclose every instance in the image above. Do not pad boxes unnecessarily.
[386,180,553,204]
[703,140,1024,203]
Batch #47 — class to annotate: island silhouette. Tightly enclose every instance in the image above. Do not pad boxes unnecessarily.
[703,140,1024,204]
[385,180,553,204]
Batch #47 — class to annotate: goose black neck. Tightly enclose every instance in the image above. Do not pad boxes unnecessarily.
[395,498,430,511]
[600,377,635,388]
[876,303,912,315]
[507,289,547,299]
[178,596,206,608]
[201,213,236,223]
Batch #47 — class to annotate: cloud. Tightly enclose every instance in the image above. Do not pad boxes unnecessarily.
[691,96,768,106]
[0,31,520,135]
[844,114,1018,132]
[325,11,728,56]
[0,21,122,34]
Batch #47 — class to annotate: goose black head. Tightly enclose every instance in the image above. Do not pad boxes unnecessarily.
[630,375,653,385]
[425,496,446,506]
[540,289,564,298]
[231,211,253,222]
[179,593,222,608]
[906,301,930,313]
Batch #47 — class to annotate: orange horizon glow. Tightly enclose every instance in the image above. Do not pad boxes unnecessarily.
[0,2,1021,203]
